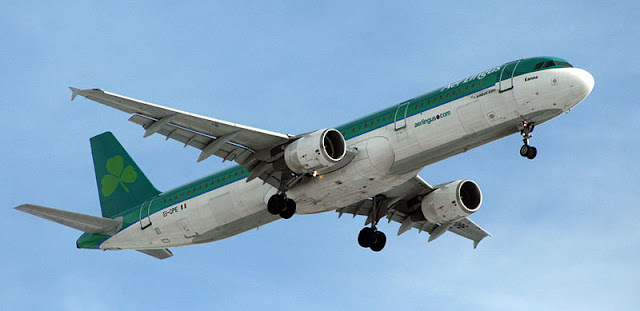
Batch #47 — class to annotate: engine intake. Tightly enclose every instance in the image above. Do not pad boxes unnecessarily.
[284,129,346,174]
[421,180,482,223]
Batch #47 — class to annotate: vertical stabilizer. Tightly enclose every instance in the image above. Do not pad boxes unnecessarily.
[90,132,160,218]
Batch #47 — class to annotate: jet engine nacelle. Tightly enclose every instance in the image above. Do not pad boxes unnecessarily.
[284,129,347,174]
[421,180,482,223]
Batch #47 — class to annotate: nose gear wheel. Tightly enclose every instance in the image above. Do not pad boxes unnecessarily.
[519,121,537,160]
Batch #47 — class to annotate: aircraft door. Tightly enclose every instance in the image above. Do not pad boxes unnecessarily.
[394,101,411,130]
[499,59,522,92]
[139,198,153,229]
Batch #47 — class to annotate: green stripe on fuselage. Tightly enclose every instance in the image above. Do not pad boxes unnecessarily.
[336,56,571,140]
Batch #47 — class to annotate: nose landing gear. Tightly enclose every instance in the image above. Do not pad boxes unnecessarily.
[519,121,537,160]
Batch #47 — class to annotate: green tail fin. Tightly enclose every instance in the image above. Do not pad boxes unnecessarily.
[90,132,160,218]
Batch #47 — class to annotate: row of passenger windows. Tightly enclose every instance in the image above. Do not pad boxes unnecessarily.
[162,169,246,203]
[348,80,484,134]
[534,60,573,70]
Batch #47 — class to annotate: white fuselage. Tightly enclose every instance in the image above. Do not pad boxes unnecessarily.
[101,67,594,250]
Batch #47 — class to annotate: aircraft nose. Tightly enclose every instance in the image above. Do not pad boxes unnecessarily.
[569,68,595,101]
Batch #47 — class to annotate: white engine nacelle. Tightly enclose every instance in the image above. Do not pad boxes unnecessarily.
[421,180,482,223]
[284,129,347,174]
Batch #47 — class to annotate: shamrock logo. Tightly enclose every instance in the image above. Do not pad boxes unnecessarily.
[101,155,137,197]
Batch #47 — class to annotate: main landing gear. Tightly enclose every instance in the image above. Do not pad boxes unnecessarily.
[267,193,296,219]
[357,195,387,252]
[358,227,387,252]
[519,121,537,160]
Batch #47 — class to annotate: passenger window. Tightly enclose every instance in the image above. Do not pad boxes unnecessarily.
[544,61,556,68]
[534,62,544,70]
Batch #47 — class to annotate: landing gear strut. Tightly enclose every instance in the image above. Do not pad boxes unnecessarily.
[357,195,387,252]
[267,193,296,219]
[519,121,537,160]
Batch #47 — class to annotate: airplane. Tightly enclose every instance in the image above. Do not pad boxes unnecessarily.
[16,57,594,259]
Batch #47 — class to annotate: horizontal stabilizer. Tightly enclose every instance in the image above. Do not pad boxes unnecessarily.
[69,87,82,101]
[15,204,122,235]
[137,248,174,260]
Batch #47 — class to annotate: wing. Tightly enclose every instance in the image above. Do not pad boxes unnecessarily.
[337,176,491,248]
[70,87,293,188]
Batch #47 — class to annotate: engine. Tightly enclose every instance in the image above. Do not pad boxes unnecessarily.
[284,129,347,174]
[420,180,482,223]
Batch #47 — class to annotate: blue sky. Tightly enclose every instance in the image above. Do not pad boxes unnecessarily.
[2,1,638,310]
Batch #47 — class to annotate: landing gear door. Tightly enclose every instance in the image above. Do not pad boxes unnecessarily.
[394,101,411,130]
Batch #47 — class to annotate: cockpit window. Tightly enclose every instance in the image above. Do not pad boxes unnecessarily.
[556,61,573,67]
[544,61,556,68]
[534,62,544,70]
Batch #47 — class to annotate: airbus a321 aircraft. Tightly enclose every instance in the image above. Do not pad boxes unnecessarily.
[16,57,594,259]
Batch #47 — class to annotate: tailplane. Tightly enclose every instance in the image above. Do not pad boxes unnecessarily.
[15,204,122,235]
[90,132,160,218]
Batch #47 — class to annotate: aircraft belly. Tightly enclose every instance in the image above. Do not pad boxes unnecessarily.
[187,179,278,244]
[102,179,275,250]
[288,134,415,214]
